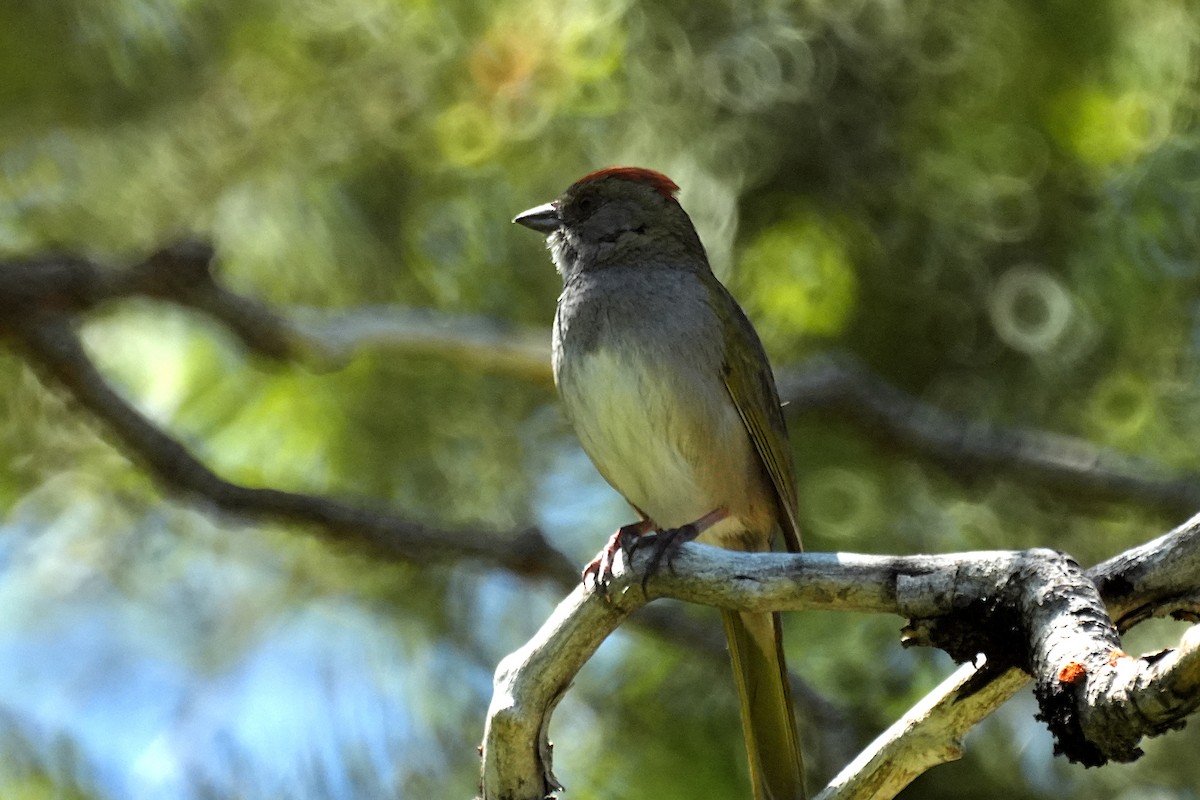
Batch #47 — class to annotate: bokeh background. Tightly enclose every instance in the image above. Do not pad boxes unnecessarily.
[3,0,1200,797]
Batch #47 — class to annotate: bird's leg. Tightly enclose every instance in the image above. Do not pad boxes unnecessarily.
[641,507,729,591]
[583,517,656,592]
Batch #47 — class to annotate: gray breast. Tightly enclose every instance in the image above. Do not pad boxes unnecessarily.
[551,266,752,529]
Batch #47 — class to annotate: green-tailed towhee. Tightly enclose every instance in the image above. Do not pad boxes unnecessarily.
[514,167,806,800]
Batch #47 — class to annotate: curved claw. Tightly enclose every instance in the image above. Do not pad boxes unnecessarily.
[582,519,654,594]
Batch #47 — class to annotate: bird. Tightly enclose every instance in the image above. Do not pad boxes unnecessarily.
[514,166,806,800]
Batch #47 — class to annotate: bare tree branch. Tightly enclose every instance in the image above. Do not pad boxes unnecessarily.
[821,625,1200,799]
[817,511,1200,799]
[480,517,1200,800]
[813,659,1028,800]
[0,242,295,358]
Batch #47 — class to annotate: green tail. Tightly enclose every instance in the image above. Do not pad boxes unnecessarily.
[721,609,806,800]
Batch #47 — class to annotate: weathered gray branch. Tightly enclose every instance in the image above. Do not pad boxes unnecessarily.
[818,512,1200,799]
[813,659,1030,800]
[480,515,1200,800]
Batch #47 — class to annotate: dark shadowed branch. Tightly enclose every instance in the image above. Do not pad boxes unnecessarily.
[777,357,1200,517]
[2,242,1199,520]
[13,312,573,579]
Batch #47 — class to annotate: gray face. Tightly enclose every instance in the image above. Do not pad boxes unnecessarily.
[516,176,708,279]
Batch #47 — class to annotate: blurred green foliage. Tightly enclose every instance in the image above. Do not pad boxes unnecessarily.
[2,0,1200,798]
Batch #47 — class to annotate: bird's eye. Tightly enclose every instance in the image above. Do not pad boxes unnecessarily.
[576,195,596,216]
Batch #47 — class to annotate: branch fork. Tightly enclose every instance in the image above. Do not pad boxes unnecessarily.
[480,528,1200,800]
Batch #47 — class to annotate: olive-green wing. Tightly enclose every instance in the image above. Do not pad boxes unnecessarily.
[713,280,803,554]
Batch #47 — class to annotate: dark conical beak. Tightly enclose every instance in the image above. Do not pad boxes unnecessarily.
[513,201,561,234]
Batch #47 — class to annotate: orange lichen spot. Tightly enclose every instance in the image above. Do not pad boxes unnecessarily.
[1058,661,1088,684]
[1107,649,1128,666]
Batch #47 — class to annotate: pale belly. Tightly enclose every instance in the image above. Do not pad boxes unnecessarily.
[556,346,772,549]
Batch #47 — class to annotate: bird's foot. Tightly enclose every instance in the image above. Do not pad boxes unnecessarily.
[583,519,654,594]
[638,525,699,590]
[582,508,729,596]
[639,507,729,592]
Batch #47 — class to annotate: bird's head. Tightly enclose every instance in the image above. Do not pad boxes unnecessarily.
[514,167,706,277]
